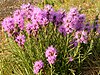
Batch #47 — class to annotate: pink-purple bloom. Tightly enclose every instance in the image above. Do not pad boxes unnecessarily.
[58,8,85,35]
[33,60,44,74]
[74,30,88,43]
[13,15,24,30]
[20,3,34,19]
[15,35,25,46]
[31,6,49,26]
[26,22,39,35]
[45,45,57,64]
[69,57,73,62]
[84,23,91,33]
[2,17,15,36]
[70,40,78,48]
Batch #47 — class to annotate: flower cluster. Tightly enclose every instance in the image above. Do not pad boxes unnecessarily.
[2,17,15,36]
[45,46,57,64]
[74,30,88,43]
[33,60,44,74]
[44,5,66,26]
[26,22,39,35]
[15,35,25,46]
[33,45,57,74]
[2,3,100,75]
[2,4,66,46]
[58,8,85,35]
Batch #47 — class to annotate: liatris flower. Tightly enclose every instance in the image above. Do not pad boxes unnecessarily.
[74,30,88,43]
[20,3,34,19]
[31,7,49,26]
[58,25,67,36]
[44,5,54,12]
[47,56,57,64]
[33,60,44,74]
[84,23,91,33]
[13,9,25,18]
[70,40,78,48]
[69,57,73,62]
[58,8,85,35]
[58,23,74,35]
[15,35,25,46]
[45,45,57,64]
[44,5,55,22]
[52,9,66,26]
[13,9,24,30]
[2,17,15,36]
[26,22,39,35]
[13,15,24,30]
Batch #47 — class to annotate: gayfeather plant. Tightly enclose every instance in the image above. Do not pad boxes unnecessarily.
[33,60,44,74]
[15,35,25,46]
[1,3,100,75]
[45,45,57,64]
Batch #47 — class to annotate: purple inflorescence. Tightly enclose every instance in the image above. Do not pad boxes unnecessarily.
[45,45,57,64]
[26,22,39,35]
[2,3,96,47]
[2,17,15,36]
[31,6,49,26]
[58,8,85,35]
[15,35,25,46]
[33,60,44,74]
[74,30,88,44]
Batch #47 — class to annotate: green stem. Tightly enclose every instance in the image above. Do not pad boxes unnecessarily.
[74,43,80,57]
[79,47,81,75]
[66,34,69,74]
[39,70,42,75]
[50,64,53,75]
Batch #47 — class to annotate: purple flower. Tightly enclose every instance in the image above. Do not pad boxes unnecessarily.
[58,8,85,35]
[70,40,78,48]
[13,9,25,18]
[47,56,56,64]
[44,5,54,12]
[69,57,73,62]
[13,15,24,30]
[33,60,44,74]
[44,5,55,22]
[2,17,15,36]
[20,3,34,19]
[69,8,79,16]
[96,24,100,34]
[31,7,49,26]
[84,23,91,33]
[45,45,57,64]
[78,14,85,22]
[58,25,67,36]
[74,31,88,43]
[58,22,74,35]
[26,22,39,35]
[15,35,25,46]
[53,9,66,26]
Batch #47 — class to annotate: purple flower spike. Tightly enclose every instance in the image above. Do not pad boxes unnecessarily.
[74,31,88,44]
[58,7,86,35]
[45,45,57,64]
[33,60,44,74]
[20,3,34,19]
[2,17,15,36]
[44,4,54,12]
[26,22,39,35]
[15,35,25,46]
[13,15,24,30]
